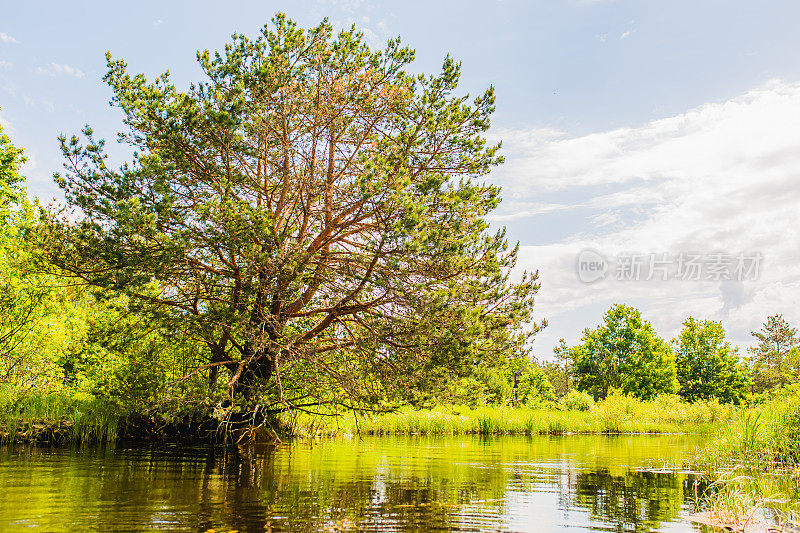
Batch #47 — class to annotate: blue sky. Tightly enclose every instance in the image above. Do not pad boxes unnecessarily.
[2,0,800,358]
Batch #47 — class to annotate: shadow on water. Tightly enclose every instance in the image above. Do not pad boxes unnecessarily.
[0,435,712,532]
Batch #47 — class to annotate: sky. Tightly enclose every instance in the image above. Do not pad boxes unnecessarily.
[1,0,800,359]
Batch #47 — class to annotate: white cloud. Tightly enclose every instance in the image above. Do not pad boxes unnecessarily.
[487,201,570,222]
[0,60,11,69]
[0,32,19,44]
[36,62,85,79]
[489,80,800,356]
[333,15,389,48]
[619,30,631,40]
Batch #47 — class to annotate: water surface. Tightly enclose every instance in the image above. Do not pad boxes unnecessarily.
[0,435,711,532]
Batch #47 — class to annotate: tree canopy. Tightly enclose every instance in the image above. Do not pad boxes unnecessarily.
[0,116,40,390]
[568,304,677,400]
[748,314,800,394]
[672,317,750,404]
[0,110,25,214]
[36,15,542,414]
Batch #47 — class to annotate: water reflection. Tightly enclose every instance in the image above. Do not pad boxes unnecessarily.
[566,469,703,532]
[0,435,708,532]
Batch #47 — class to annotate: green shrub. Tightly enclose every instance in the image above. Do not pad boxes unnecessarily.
[560,390,595,411]
[769,394,800,463]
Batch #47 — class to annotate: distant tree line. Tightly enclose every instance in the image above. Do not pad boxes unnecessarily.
[539,304,799,405]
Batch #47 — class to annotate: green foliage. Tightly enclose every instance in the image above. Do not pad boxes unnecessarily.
[568,304,678,400]
[692,388,800,528]
[0,391,119,443]
[693,387,800,471]
[672,317,750,404]
[739,411,762,452]
[748,314,800,394]
[436,356,556,407]
[0,118,205,434]
[770,390,800,464]
[560,389,594,411]
[442,366,512,407]
[0,110,25,212]
[516,366,555,405]
[59,293,207,406]
[540,337,573,397]
[0,121,74,397]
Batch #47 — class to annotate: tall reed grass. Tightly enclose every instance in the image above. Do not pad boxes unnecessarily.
[283,392,736,437]
[0,391,120,444]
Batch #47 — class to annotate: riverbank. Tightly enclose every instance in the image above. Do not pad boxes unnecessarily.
[2,390,738,444]
[0,393,119,444]
[0,392,232,444]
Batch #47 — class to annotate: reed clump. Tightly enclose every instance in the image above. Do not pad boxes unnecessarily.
[0,390,120,444]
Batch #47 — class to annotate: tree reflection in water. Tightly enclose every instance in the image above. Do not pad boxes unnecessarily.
[0,435,708,532]
[560,468,705,533]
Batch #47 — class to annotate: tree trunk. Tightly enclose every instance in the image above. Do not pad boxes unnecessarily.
[208,344,227,391]
[231,346,277,399]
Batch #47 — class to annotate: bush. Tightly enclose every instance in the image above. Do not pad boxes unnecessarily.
[769,392,800,464]
[560,390,595,411]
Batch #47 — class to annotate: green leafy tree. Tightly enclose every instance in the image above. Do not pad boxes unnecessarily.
[0,117,46,392]
[540,338,572,397]
[748,314,800,394]
[0,111,24,213]
[0,117,85,396]
[443,365,512,406]
[569,304,677,400]
[516,365,555,405]
[37,15,542,414]
[1,117,181,409]
[672,317,749,403]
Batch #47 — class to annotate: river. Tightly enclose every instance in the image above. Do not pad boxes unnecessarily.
[0,434,712,532]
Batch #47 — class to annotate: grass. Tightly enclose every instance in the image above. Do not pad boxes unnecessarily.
[283,392,737,437]
[694,471,798,531]
[0,391,120,444]
[687,388,800,530]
